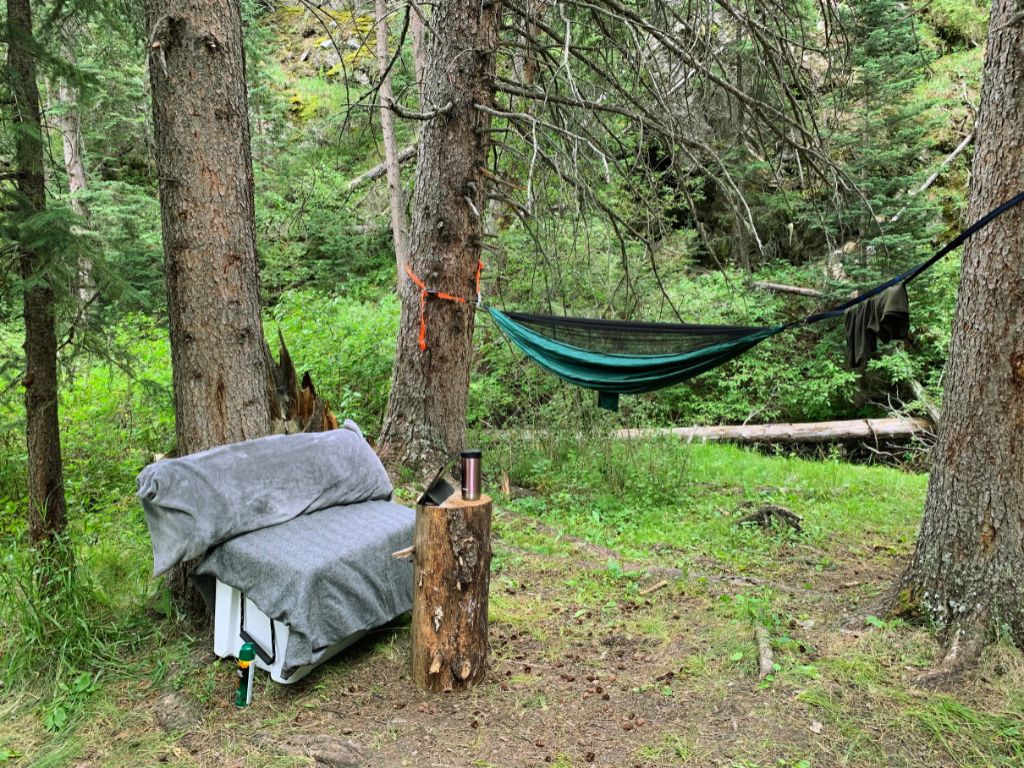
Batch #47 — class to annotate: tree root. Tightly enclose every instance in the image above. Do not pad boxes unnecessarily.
[914,616,989,689]
[875,566,992,687]
[736,503,803,533]
[855,561,925,631]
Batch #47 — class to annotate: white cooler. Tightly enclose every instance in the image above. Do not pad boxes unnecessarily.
[212,579,366,684]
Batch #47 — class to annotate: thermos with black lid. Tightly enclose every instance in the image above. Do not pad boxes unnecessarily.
[460,449,481,500]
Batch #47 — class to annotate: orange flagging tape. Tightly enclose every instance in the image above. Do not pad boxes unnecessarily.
[405,264,468,350]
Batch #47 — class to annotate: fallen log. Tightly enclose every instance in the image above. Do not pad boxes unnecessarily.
[751,281,825,298]
[615,417,934,445]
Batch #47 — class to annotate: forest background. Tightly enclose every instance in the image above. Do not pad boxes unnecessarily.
[0,0,990,462]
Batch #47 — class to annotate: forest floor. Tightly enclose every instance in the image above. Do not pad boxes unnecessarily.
[4,441,1024,768]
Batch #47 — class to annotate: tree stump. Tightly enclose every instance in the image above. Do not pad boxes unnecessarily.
[411,493,492,692]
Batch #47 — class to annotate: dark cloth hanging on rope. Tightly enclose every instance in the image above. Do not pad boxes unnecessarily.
[844,284,910,368]
[483,192,1024,410]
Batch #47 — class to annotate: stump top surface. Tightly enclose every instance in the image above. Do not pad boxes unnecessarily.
[424,491,492,510]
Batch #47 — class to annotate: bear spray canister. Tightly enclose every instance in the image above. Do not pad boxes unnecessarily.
[235,642,256,707]
[460,449,481,501]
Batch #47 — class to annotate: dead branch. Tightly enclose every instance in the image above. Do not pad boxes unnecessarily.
[891,131,975,223]
[754,625,774,681]
[385,98,453,120]
[736,503,803,534]
[908,379,942,427]
[346,145,418,191]
[639,579,669,596]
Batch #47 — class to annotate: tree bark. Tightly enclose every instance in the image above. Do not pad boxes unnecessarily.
[8,0,70,555]
[146,0,272,614]
[409,3,426,102]
[891,0,1024,677]
[376,0,499,474]
[374,0,408,272]
[411,493,492,692]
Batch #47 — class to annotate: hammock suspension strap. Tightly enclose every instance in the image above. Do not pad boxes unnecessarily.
[405,262,486,350]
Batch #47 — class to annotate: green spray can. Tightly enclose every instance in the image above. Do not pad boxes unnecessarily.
[235,642,256,707]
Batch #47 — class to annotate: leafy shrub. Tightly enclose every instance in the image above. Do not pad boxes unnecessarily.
[926,0,989,50]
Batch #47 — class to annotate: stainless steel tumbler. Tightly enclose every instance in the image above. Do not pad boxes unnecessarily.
[460,449,481,500]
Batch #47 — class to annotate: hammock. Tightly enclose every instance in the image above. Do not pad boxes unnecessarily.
[488,308,785,410]
[486,192,1024,410]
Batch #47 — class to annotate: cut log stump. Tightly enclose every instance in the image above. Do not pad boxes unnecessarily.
[411,492,492,692]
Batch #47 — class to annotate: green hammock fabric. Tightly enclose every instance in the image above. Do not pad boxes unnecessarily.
[487,307,785,410]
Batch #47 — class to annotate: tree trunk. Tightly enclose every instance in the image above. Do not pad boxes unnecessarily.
[374,0,408,272]
[411,494,492,691]
[8,0,70,556]
[409,4,426,102]
[146,0,272,614]
[58,80,94,304]
[55,40,95,305]
[376,0,499,474]
[891,0,1024,677]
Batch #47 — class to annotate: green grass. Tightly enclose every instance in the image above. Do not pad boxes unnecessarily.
[492,436,926,577]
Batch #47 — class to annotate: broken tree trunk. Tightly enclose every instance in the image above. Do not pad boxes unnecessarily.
[411,493,492,692]
[616,417,933,445]
[265,331,339,434]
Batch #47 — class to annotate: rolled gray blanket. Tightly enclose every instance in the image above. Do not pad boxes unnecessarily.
[137,420,392,576]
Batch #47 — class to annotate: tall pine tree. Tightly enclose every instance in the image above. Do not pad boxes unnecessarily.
[146,0,273,614]
[889,0,1024,682]
[6,0,70,559]
[834,0,941,275]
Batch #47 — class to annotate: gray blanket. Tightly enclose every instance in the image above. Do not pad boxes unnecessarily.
[195,500,414,677]
[137,421,393,576]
